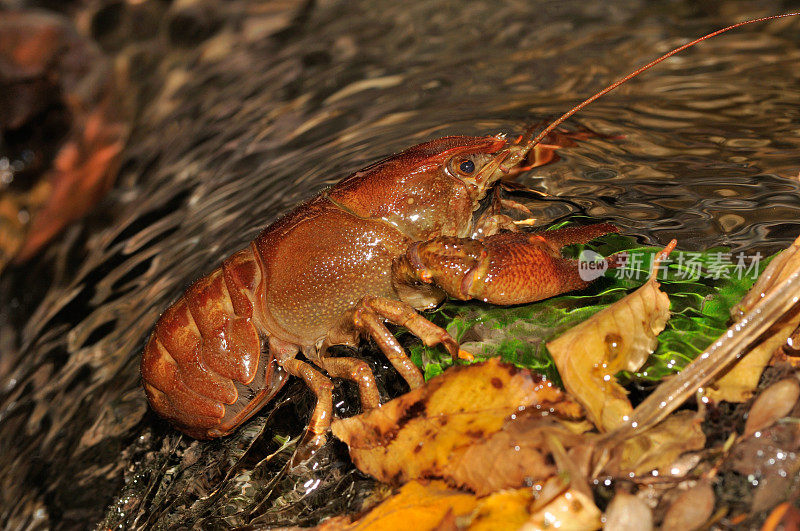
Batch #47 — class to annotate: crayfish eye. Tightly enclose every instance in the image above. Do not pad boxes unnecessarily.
[449,155,484,178]
[459,159,475,174]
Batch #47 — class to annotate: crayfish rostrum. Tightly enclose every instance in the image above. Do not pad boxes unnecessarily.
[140,12,799,457]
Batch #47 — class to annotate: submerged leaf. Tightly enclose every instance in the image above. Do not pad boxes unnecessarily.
[546,243,673,431]
[331,358,582,494]
[609,235,800,447]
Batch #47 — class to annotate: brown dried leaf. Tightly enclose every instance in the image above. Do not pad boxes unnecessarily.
[453,415,593,496]
[331,358,583,493]
[762,502,800,531]
[603,490,654,531]
[660,480,715,531]
[547,243,673,431]
[603,410,705,478]
[729,417,800,479]
[743,377,800,437]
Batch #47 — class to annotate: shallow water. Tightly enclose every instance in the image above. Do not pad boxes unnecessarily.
[1,0,800,528]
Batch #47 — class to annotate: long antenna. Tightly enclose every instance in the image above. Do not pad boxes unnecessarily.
[528,13,800,149]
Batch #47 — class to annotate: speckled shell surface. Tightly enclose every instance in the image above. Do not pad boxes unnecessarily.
[254,195,412,345]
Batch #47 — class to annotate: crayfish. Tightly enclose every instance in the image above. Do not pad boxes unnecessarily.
[140,13,799,458]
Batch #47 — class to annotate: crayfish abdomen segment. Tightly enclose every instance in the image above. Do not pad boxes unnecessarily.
[141,246,288,438]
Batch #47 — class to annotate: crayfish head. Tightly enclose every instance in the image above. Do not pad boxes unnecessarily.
[444,128,537,201]
[327,133,539,240]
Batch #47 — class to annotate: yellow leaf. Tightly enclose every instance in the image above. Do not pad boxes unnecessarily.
[331,358,582,493]
[341,480,478,531]
[466,488,533,531]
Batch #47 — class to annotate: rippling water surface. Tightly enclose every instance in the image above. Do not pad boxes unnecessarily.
[1,0,800,528]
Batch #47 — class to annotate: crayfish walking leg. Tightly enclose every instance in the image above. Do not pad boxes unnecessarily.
[281,358,333,462]
[316,356,381,410]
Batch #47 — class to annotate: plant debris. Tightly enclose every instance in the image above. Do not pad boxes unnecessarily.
[332,233,800,529]
[331,358,583,494]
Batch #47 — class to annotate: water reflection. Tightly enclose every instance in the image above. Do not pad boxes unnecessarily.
[1,0,799,527]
